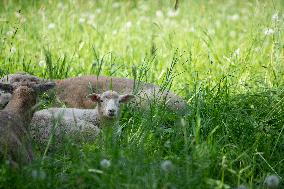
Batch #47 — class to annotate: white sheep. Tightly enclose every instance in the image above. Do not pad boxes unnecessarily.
[0,81,55,166]
[31,90,135,144]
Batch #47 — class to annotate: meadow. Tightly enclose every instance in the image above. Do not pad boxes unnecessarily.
[0,0,283,188]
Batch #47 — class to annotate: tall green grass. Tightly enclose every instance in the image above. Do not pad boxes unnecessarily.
[0,0,283,188]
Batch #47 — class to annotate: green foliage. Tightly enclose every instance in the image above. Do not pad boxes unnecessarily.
[0,0,283,188]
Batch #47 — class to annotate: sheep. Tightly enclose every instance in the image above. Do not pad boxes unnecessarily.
[55,76,188,113]
[0,74,188,114]
[0,81,55,166]
[30,90,135,144]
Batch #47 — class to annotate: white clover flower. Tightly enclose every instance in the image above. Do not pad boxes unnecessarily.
[79,17,85,24]
[38,60,46,67]
[264,174,280,189]
[161,160,174,172]
[228,14,240,21]
[48,23,56,30]
[125,21,132,29]
[234,48,240,57]
[167,9,179,17]
[264,28,274,36]
[100,159,111,168]
[156,10,163,18]
[10,47,16,54]
[272,13,279,22]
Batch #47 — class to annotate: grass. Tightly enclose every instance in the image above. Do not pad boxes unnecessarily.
[0,0,284,188]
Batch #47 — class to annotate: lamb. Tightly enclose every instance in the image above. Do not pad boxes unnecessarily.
[31,90,135,144]
[0,81,55,166]
[0,73,188,114]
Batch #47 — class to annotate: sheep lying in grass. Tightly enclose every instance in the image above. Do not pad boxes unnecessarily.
[31,90,135,144]
[0,74,187,114]
[55,76,188,113]
[0,81,55,166]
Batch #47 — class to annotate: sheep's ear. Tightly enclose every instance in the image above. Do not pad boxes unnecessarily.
[87,93,101,102]
[32,81,55,93]
[0,83,14,93]
[119,94,135,103]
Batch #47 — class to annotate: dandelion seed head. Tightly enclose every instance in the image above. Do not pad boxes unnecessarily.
[48,23,56,30]
[10,47,16,54]
[208,28,215,35]
[161,160,174,172]
[79,17,85,24]
[156,10,163,18]
[38,60,45,67]
[112,30,118,35]
[88,14,95,21]
[96,8,102,14]
[264,174,280,189]
[229,31,237,38]
[234,48,240,57]
[167,9,179,17]
[236,184,247,189]
[264,28,274,36]
[272,13,279,22]
[6,30,14,36]
[228,14,240,21]
[125,21,132,29]
[15,12,21,18]
[100,159,111,168]
[188,26,195,33]
[112,2,120,8]
[31,170,46,180]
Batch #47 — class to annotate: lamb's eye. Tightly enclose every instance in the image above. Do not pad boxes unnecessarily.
[100,99,104,102]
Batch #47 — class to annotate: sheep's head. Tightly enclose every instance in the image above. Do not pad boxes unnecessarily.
[87,90,135,119]
[0,81,55,111]
[0,73,43,108]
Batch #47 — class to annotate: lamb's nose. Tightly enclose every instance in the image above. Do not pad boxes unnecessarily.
[108,109,115,114]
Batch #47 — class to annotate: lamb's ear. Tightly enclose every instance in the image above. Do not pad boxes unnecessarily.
[119,94,135,103]
[87,93,101,102]
[32,81,56,93]
[0,83,14,93]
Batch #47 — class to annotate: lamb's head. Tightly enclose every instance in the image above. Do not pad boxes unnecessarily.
[87,90,135,119]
